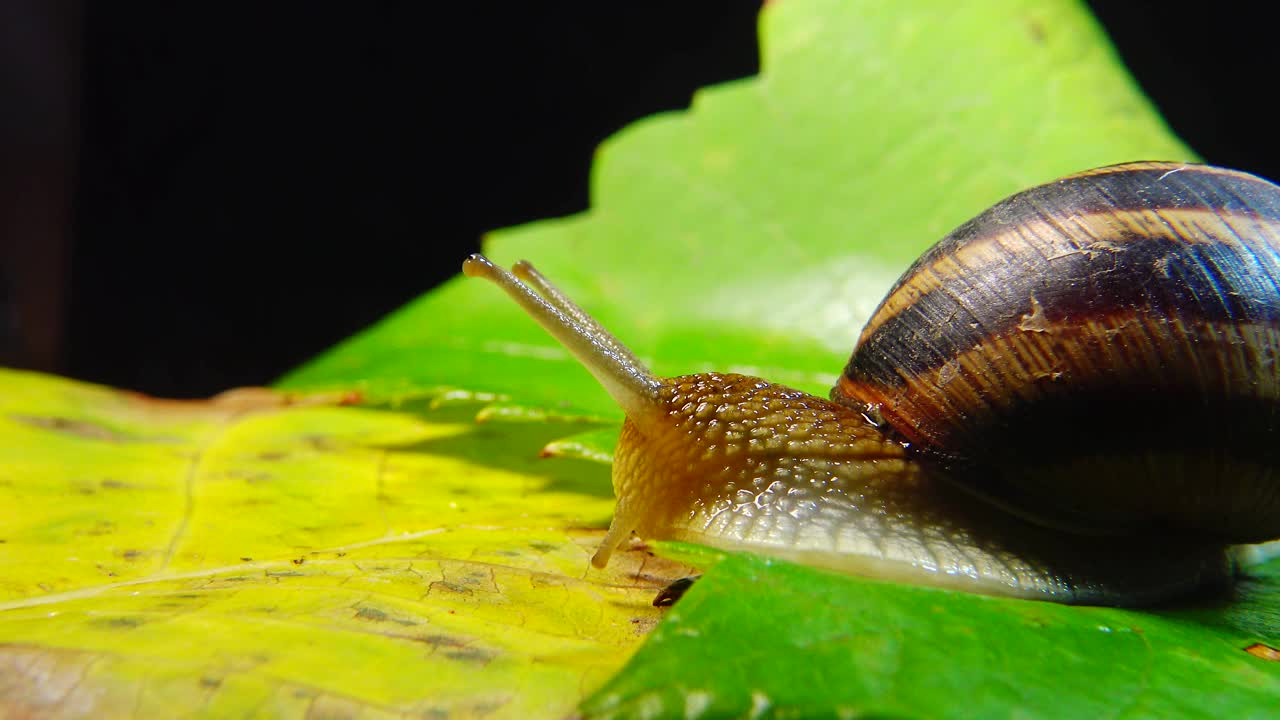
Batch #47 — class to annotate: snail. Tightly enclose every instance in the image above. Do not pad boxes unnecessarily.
[462,161,1280,606]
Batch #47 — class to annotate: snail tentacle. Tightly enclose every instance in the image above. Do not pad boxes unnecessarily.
[463,254,661,419]
[511,260,646,369]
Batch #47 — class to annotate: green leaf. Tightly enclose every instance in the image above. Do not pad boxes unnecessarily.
[9,0,1275,717]
[272,0,1280,716]
[280,0,1191,422]
[583,551,1280,719]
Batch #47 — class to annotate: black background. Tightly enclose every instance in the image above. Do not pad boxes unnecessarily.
[4,3,1278,397]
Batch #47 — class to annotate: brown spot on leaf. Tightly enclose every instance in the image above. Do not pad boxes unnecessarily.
[91,616,145,629]
[1025,17,1046,44]
[354,606,419,626]
[355,606,389,622]
[630,616,660,634]
[1246,643,1280,661]
[431,581,474,595]
[304,434,343,452]
[443,647,497,665]
[213,387,362,411]
[83,521,116,537]
[292,557,306,566]
[424,634,468,648]
[120,549,145,561]
[9,414,137,442]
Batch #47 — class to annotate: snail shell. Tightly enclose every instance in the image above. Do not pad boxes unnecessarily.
[463,162,1280,606]
[835,162,1280,541]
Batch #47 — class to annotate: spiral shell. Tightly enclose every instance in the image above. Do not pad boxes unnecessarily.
[833,162,1280,541]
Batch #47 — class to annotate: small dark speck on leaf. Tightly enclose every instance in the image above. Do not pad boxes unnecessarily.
[1246,643,1280,661]
[630,616,660,634]
[425,634,468,648]
[356,606,389,622]
[443,647,497,664]
[528,542,557,553]
[121,549,143,561]
[1025,17,1046,44]
[433,581,473,595]
[93,616,145,629]
[200,676,222,689]
[292,557,305,566]
[304,435,341,452]
[240,557,253,562]
[85,521,116,537]
[654,576,701,607]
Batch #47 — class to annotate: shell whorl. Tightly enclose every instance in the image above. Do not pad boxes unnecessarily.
[834,162,1280,541]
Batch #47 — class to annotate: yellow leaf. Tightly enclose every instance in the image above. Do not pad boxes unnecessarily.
[0,369,689,718]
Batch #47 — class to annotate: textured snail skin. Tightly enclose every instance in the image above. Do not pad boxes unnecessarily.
[462,162,1280,606]
[601,372,1232,605]
[835,162,1280,542]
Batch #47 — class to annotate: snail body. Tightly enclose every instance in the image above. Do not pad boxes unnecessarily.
[463,161,1280,606]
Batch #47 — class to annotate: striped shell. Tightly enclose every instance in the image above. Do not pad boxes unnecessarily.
[833,162,1280,542]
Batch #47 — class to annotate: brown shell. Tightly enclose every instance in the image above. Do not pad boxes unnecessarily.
[833,162,1280,542]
